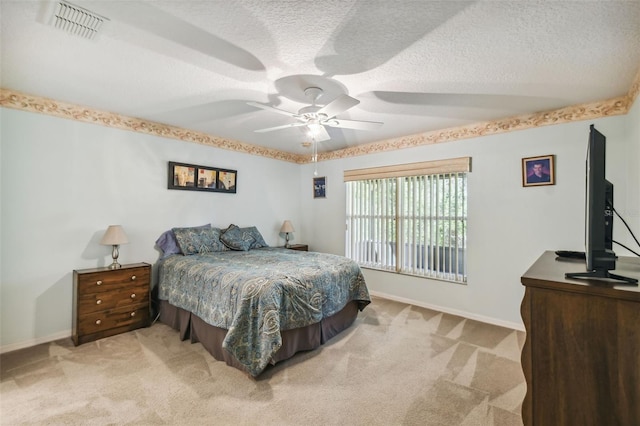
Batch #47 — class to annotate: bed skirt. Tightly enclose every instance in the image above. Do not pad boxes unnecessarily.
[158,299,359,375]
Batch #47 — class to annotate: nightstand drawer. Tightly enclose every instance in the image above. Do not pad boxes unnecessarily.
[287,244,308,251]
[76,267,149,295]
[78,286,149,314]
[77,304,149,335]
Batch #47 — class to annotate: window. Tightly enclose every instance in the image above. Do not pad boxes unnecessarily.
[345,158,470,283]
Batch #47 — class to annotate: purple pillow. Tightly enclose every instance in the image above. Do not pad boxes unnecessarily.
[155,224,210,258]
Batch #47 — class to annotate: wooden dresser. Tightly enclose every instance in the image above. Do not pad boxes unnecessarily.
[73,262,151,345]
[520,251,640,426]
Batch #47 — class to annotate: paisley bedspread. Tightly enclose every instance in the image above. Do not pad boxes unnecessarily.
[157,247,370,376]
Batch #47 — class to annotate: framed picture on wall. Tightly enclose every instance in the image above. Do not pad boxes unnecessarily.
[313,176,327,198]
[168,161,236,193]
[169,162,197,188]
[522,155,555,187]
[197,167,218,189]
[217,169,237,193]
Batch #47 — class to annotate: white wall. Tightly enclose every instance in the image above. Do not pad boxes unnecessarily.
[0,108,302,351]
[2,102,638,350]
[299,110,640,329]
[626,96,640,222]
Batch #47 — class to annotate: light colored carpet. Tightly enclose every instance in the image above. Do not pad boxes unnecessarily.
[1,297,526,425]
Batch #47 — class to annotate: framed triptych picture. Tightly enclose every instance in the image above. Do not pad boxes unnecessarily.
[168,161,237,193]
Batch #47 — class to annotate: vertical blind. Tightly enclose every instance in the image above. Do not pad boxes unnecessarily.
[345,158,470,283]
[346,178,397,271]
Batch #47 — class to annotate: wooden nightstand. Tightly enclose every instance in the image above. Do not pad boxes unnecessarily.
[72,262,151,346]
[286,244,308,251]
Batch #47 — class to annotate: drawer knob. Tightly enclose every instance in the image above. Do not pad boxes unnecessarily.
[130,312,136,317]
[96,280,103,286]
[130,293,136,299]
[131,275,137,281]
[95,319,102,325]
[96,299,102,305]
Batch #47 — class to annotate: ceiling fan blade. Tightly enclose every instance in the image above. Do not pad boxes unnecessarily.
[323,118,383,131]
[316,94,360,119]
[254,122,308,133]
[247,101,299,118]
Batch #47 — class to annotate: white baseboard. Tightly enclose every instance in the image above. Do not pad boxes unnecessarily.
[0,329,72,354]
[369,290,526,332]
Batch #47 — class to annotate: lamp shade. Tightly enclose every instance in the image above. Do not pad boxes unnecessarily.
[100,225,129,245]
[280,220,295,233]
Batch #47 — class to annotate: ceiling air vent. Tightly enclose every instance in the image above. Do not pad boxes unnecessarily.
[49,1,108,40]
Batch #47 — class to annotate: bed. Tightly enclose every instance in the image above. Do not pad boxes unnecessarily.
[155,225,370,377]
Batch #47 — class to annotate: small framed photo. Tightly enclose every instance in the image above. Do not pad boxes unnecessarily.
[217,169,237,193]
[522,155,555,187]
[170,163,196,188]
[313,176,327,198]
[168,161,236,193]
[197,167,218,189]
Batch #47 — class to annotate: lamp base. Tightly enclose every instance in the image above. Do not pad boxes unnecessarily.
[109,245,122,269]
[285,233,290,248]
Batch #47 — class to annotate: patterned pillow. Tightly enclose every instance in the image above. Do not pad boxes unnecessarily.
[156,224,213,257]
[220,224,255,251]
[210,227,230,251]
[241,226,269,249]
[155,230,182,258]
[172,224,224,255]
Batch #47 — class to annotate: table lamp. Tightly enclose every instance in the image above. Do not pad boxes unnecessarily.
[100,225,129,269]
[280,220,295,248]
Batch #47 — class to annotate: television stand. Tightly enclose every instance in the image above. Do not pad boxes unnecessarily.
[565,269,638,285]
[521,251,640,425]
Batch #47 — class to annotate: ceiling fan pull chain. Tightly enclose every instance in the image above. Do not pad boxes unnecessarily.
[312,136,318,176]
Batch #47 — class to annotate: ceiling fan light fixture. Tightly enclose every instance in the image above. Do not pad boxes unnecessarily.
[307,123,323,138]
[248,85,382,141]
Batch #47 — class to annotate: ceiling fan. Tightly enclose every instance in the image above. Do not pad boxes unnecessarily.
[247,87,383,142]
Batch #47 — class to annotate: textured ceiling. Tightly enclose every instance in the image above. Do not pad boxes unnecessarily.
[1,0,639,156]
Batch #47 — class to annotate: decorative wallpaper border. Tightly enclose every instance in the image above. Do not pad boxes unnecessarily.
[1,68,638,164]
[0,89,305,164]
[318,95,632,162]
[627,65,640,106]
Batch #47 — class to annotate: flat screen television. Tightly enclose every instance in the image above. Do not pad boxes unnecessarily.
[566,124,637,284]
